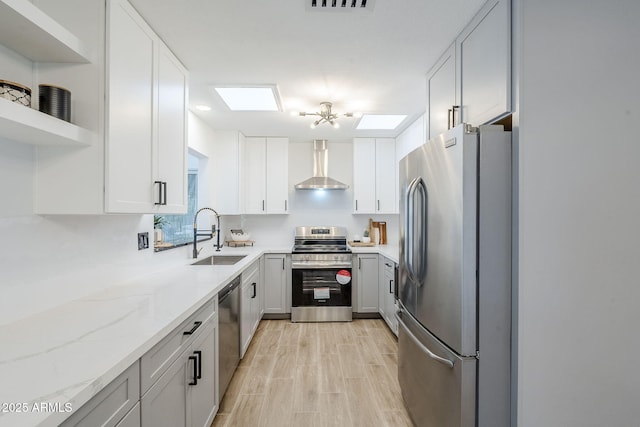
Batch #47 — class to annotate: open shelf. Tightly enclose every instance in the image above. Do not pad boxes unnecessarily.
[0,0,90,63]
[0,98,93,146]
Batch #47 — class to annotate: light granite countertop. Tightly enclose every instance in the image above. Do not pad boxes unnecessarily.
[0,243,397,427]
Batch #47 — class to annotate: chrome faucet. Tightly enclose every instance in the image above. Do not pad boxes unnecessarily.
[193,207,222,258]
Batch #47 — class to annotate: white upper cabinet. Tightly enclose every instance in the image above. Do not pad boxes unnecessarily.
[457,0,511,126]
[105,0,155,213]
[211,130,244,215]
[353,138,397,214]
[105,0,188,214]
[265,137,289,214]
[31,0,187,214]
[243,137,267,214]
[156,43,188,213]
[243,137,289,215]
[374,138,398,214]
[426,0,511,139]
[426,43,457,140]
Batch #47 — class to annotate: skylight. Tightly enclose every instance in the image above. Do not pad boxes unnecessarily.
[213,86,282,111]
[356,114,407,130]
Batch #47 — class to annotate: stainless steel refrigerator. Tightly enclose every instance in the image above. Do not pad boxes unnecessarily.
[397,123,512,427]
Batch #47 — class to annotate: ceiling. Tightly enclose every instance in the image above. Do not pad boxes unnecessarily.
[128,0,486,143]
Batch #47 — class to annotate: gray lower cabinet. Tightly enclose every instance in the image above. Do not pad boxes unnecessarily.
[240,260,261,357]
[263,254,290,314]
[141,315,218,427]
[190,317,218,427]
[140,302,219,427]
[355,254,379,313]
[61,361,140,427]
[141,347,190,427]
[379,256,398,335]
[116,404,140,427]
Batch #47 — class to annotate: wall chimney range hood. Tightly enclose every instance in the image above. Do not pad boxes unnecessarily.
[295,139,349,190]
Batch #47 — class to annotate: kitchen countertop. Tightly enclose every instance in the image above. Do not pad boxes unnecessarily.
[0,243,397,427]
[0,245,289,427]
[348,243,399,264]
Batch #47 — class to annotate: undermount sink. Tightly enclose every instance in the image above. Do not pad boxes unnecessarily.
[191,255,247,266]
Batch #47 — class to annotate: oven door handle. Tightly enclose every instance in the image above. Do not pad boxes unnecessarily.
[292,262,353,269]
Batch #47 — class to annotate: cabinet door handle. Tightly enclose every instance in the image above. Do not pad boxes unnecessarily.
[282,258,285,270]
[377,200,380,211]
[154,181,163,205]
[188,355,198,385]
[252,282,257,298]
[262,200,265,211]
[355,200,358,211]
[285,200,287,211]
[448,105,460,129]
[389,279,394,294]
[162,182,167,205]
[358,258,361,269]
[183,321,202,335]
[194,350,202,379]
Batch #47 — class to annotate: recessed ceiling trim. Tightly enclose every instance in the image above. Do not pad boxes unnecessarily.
[307,0,375,12]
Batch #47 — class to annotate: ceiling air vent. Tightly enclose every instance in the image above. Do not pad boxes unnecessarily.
[307,0,375,11]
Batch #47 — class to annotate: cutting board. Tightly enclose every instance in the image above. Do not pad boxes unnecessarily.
[348,241,376,247]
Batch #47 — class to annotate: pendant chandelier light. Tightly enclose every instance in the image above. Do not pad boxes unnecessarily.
[297,102,354,128]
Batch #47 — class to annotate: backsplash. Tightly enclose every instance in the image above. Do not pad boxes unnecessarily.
[0,214,173,325]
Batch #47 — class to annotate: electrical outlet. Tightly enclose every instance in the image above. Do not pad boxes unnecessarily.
[138,232,149,250]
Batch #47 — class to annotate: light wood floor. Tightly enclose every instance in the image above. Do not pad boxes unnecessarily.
[211,319,414,427]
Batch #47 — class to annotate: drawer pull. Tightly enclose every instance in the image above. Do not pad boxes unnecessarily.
[183,321,202,335]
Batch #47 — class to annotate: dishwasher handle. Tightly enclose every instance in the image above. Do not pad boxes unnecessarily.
[219,276,241,303]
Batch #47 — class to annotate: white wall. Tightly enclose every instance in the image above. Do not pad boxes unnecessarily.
[515,0,640,425]
[396,113,426,161]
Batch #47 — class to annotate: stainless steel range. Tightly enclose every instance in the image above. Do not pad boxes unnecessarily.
[291,226,353,322]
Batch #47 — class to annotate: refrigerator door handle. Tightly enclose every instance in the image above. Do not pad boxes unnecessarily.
[396,311,454,369]
[405,177,428,287]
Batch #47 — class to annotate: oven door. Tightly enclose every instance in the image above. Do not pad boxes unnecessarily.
[292,267,352,307]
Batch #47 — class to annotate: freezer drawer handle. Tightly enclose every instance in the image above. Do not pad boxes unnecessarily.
[397,312,454,369]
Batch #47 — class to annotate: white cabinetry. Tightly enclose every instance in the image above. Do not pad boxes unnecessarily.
[105,0,187,214]
[240,260,262,357]
[31,0,188,214]
[353,138,397,214]
[426,0,511,140]
[426,44,457,140]
[457,0,511,126]
[379,256,398,336]
[211,130,244,215]
[243,137,289,214]
[263,254,290,315]
[355,254,379,313]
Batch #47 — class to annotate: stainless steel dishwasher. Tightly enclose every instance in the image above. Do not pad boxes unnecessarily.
[218,275,241,400]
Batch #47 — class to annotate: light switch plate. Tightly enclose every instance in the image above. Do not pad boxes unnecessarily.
[138,232,149,250]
